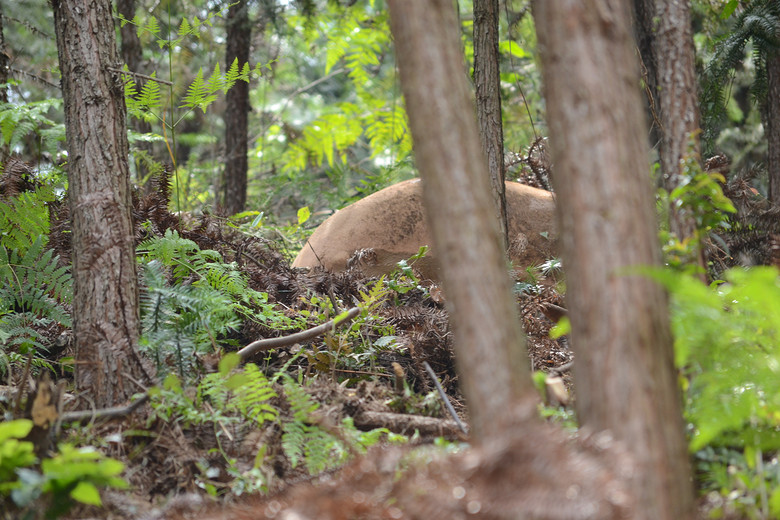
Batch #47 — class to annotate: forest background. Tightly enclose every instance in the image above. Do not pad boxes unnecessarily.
[2,0,780,519]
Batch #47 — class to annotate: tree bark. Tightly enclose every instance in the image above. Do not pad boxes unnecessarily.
[387,0,536,442]
[0,0,9,164]
[635,0,704,271]
[632,0,661,146]
[767,51,780,205]
[220,0,251,216]
[535,1,695,519]
[52,0,153,407]
[117,0,153,188]
[473,0,508,249]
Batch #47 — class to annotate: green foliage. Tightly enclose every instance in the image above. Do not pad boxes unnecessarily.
[658,141,736,273]
[280,375,350,474]
[0,184,56,254]
[150,356,278,430]
[0,420,36,495]
[139,258,239,378]
[0,237,71,371]
[700,0,780,152]
[696,446,780,519]
[199,354,278,426]
[0,98,66,158]
[652,267,780,452]
[275,3,411,182]
[0,419,127,519]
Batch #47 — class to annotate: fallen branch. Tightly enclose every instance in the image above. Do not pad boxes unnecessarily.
[59,393,150,424]
[353,410,464,438]
[237,306,362,360]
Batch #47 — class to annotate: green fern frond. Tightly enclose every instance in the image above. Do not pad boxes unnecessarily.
[280,377,348,474]
[227,364,278,425]
[701,0,780,150]
[0,237,72,322]
[181,68,218,113]
[0,185,54,253]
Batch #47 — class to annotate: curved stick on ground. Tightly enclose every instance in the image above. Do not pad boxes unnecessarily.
[237,306,362,361]
[423,361,468,435]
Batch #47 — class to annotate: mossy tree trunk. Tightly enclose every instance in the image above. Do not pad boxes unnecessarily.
[535,1,695,518]
[52,0,153,407]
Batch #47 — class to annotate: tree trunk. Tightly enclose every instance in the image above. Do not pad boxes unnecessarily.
[0,0,9,164]
[473,0,508,248]
[387,0,536,442]
[632,0,661,146]
[635,0,704,271]
[220,0,251,216]
[535,2,695,519]
[767,51,780,205]
[52,0,153,407]
[117,0,153,188]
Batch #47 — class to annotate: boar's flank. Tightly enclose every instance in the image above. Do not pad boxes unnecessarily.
[292,179,558,281]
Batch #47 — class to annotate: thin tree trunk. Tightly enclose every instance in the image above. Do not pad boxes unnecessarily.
[388,0,536,442]
[535,1,695,519]
[767,51,780,205]
[220,0,251,216]
[0,1,9,164]
[117,0,153,188]
[473,0,508,248]
[52,0,153,407]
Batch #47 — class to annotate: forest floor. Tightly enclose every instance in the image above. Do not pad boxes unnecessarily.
[78,257,570,520]
[2,170,575,519]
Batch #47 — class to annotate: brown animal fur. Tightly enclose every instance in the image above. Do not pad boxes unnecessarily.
[293,179,558,280]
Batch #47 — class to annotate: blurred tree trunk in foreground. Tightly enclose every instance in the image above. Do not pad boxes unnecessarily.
[388,0,536,442]
[535,1,695,519]
[53,0,153,407]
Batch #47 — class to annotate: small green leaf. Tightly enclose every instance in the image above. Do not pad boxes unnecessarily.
[219,353,241,375]
[498,40,528,59]
[0,419,34,442]
[70,481,102,506]
[297,206,311,226]
[550,316,571,339]
[720,0,738,19]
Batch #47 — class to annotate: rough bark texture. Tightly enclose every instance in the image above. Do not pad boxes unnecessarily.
[52,0,153,407]
[635,0,703,271]
[221,0,251,216]
[473,0,508,248]
[654,0,701,236]
[535,2,695,519]
[631,0,661,146]
[767,51,780,205]
[387,0,536,442]
[0,1,9,164]
[117,0,153,187]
